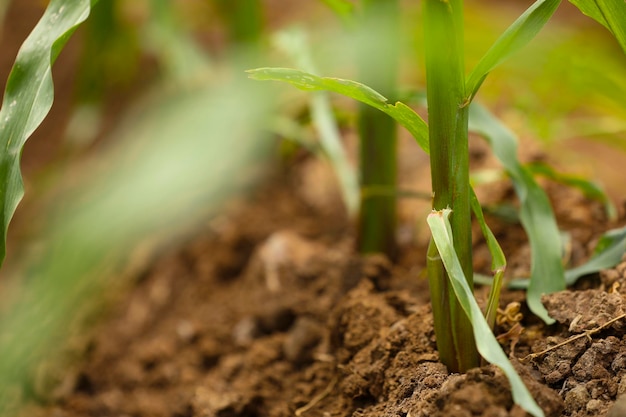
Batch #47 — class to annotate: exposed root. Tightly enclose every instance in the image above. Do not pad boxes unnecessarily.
[294,376,338,416]
[521,313,626,363]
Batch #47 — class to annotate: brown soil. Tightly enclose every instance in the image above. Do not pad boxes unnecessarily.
[9,148,626,417]
[3,3,626,417]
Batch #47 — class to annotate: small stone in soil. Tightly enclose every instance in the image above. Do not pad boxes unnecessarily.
[283,316,323,364]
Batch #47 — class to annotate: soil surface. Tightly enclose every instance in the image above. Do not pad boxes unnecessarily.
[10,147,626,417]
[3,2,626,417]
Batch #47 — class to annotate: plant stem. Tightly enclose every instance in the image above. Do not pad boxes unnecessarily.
[356,0,399,257]
[423,0,479,372]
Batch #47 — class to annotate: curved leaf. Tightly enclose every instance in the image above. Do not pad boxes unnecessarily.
[273,29,359,217]
[0,78,275,415]
[0,0,97,265]
[510,225,626,289]
[469,103,564,324]
[427,210,544,417]
[526,161,617,221]
[470,188,507,329]
[466,0,561,101]
[247,67,430,152]
[564,226,626,285]
[569,0,626,54]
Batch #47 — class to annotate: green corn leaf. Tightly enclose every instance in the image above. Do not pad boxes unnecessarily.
[465,0,561,101]
[469,103,564,324]
[470,188,506,279]
[510,225,626,289]
[526,161,617,221]
[0,0,97,266]
[470,188,507,329]
[247,68,429,152]
[427,210,544,417]
[273,29,359,217]
[564,226,626,285]
[592,226,626,256]
[569,0,626,54]
[0,77,275,414]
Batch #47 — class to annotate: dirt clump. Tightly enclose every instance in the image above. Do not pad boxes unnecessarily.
[11,172,626,417]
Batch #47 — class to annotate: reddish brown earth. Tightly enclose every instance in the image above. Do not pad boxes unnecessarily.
[2,2,626,417]
[8,149,626,417]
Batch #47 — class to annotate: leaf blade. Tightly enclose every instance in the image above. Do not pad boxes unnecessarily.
[272,29,359,217]
[470,188,507,329]
[427,210,544,417]
[0,0,96,265]
[247,67,430,152]
[526,161,617,221]
[469,103,564,324]
[569,0,626,54]
[466,0,561,100]
[509,226,626,289]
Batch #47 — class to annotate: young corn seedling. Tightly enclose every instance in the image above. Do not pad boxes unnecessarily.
[422,0,478,371]
[250,0,626,415]
[355,0,399,257]
[0,0,623,416]
[274,0,401,258]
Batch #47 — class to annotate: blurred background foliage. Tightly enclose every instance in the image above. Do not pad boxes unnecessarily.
[0,0,624,413]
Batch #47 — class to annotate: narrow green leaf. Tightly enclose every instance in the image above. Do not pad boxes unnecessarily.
[247,68,429,152]
[564,226,626,285]
[592,226,626,256]
[427,210,544,417]
[466,0,561,100]
[0,78,275,414]
[470,189,507,329]
[0,0,97,266]
[526,161,617,221]
[510,226,626,289]
[272,29,359,217]
[469,103,564,324]
[569,0,626,54]
[471,189,506,273]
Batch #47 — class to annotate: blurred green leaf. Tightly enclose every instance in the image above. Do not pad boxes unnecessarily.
[0,0,12,34]
[247,68,429,152]
[469,103,564,324]
[427,209,544,417]
[319,0,355,24]
[273,29,359,217]
[146,0,212,80]
[466,0,561,100]
[0,0,97,266]
[526,161,617,221]
[0,78,274,414]
[569,0,626,54]
[76,0,140,103]
[215,0,264,45]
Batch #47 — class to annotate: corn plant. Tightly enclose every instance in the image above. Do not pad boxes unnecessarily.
[0,0,624,416]
[356,0,399,257]
[250,0,626,415]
